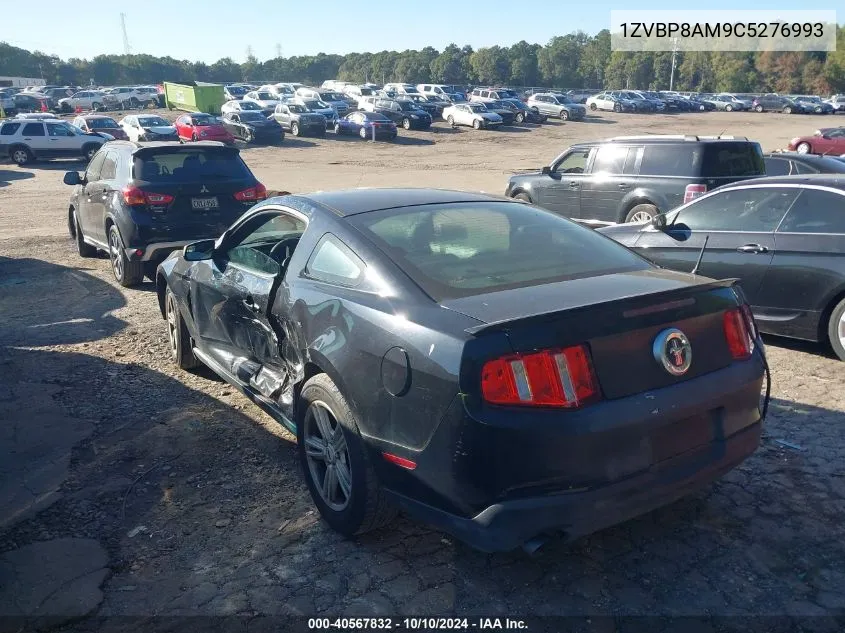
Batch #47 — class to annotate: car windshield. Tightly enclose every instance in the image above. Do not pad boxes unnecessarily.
[138,117,169,127]
[288,104,306,113]
[468,103,487,112]
[133,149,251,183]
[256,92,274,100]
[348,201,650,300]
[321,93,343,101]
[302,100,324,109]
[359,88,373,95]
[191,114,220,125]
[86,118,118,129]
[239,112,265,122]
[397,101,416,111]
[498,89,519,99]
[227,86,247,95]
[362,112,389,121]
[240,101,261,110]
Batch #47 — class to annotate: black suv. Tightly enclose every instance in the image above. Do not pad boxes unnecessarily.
[63,141,266,287]
[505,135,766,224]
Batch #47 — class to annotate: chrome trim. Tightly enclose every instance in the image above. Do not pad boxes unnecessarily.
[83,236,109,250]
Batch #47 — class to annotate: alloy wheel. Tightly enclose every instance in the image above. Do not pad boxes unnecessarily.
[109,230,123,280]
[628,210,654,223]
[839,313,845,349]
[12,149,29,165]
[304,401,352,511]
[166,292,179,358]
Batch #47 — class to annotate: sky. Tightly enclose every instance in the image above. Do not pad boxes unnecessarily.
[2,1,841,64]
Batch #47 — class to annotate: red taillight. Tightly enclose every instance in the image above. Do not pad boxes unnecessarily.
[723,307,754,360]
[122,186,173,206]
[234,182,267,202]
[684,183,707,204]
[481,345,599,409]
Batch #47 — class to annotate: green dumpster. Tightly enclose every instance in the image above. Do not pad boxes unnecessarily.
[163,81,225,115]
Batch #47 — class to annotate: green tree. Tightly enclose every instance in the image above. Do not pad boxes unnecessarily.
[469,46,510,85]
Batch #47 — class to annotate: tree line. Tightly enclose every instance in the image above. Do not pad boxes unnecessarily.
[2,27,844,94]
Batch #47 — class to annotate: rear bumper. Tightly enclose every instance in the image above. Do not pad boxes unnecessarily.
[126,241,192,262]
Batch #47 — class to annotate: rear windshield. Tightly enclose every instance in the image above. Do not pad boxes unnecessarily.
[133,149,252,183]
[639,142,765,178]
[348,201,649,300]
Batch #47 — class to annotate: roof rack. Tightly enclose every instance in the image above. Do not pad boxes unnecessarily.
[608,134,748,142]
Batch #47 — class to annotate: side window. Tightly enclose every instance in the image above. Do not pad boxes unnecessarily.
[793,161,819,175]
[226,213,306,275]
[623,146,642,175]
[47,123,74,137]
[100,152,117,180]
[591,145,630,175]
[778,189,845,234]
[306,234,365,286]
[675,187,799,232]
[764,158,791,176]
[22,123,45,136]
[85,150,107,181]
[555,149,590,174]
[0,122,21,136]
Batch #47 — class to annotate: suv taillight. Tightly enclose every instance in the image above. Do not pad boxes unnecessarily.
[481,344,600,409]
[684,183,707,204]
[723,307,755,360]
[234,182,267,202]
[122,186,173,206]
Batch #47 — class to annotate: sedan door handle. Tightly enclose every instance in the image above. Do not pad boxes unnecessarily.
[736,243,769,254]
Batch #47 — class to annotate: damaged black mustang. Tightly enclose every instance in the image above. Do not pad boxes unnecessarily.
[156,188,768,552]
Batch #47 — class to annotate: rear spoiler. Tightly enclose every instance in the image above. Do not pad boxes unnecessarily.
[464,277,741,335]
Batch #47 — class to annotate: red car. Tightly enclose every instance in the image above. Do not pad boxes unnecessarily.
[787,127,845,155]
[174,113,235,144]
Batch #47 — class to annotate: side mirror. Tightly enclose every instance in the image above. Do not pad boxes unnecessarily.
[541,165,552,175]
[651,213,668,230]
[183,239,216,261]
[63,171,82,186]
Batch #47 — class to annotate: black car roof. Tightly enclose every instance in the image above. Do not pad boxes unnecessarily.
[267,188,505,217]
[570,135,752,149]
[720,174,845,189]
[105,140,231,154]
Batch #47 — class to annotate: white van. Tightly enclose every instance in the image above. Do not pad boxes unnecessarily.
[383,83,420,95]
[417,84,465,102]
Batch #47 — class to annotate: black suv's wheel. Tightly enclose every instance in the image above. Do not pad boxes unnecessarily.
[784,106,793,114]
[625,203,659,223]
[402,117,411,130]
[10,145,32,166]
[291,122,300,136]
[613,103,622,113]
[515,112,525,123]
[108,225,143,287]
[827,297,845,361]
[165,286,200,369]
[71,211,97,258]
[725,104,733,112]
[297,374,397,536]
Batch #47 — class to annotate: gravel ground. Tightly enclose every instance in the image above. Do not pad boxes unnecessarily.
[1,109,844,631]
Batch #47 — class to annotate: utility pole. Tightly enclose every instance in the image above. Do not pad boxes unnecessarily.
[669,37,678,91]
[120,13,131,55]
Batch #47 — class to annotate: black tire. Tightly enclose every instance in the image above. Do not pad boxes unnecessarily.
[291,122,300,137]
[108,225,143,287]
[755,104,763,113]
[513,192,532,203]
[165,286,200,370]
[796,142,811,154]
[515,112,525,123]
[472,118,482,130]
[613,103,622,113]
[827,297,845,361]
[589,102,597,110]
[624,203,659,223]
[446,115,455,126]
[244,129,254,144]
[784,106,793,114]
[82,143,99,162]
[402,117,411,130]
[10,145,32,166]
[725,104,733,112]
[71,210,96,258]
[191,133,198,142]
[560,109,569,120]
[92,101,102,111]
[297,374,397,536]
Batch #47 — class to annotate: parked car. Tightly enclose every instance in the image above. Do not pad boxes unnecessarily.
[382,83,421,96]
[272,102,327,137]
[58,90,111,113]
[220,111,284,144]
[259,84,295,100]
[764,152,845,175]
[622,91,661,112]
[155,187,766,551]
[505,135,766,224]
[585,92,637,113]
[599,175,845,360]
[716,93,754,111]
[417,84,465,102]
[174,113,235,144]
[703,95,742,112]
[368,98,432,130]
[295,98,338,128]
[482,101,516,125]
[63,141,266,286]
[685,95,716,111]
[12,93,51,113]
[243,91,282,114]
[224,85,249,101]
[0,91,18,116]
[752,93,791,113]
[119,115,178,142]
[825,94,845,112]
[334,111,397,140]
[526,93,586,120]
[71,115,129,140]
[442,102,503,129]
[792,96,835,114]
[221,99,264,115]
[0,117,107,165]
[105,86,157,109]
[470,87,522,103]
[295,89,350,116]
[497,98,547,123]
[649,91,691,112]
[342,85,375,106]
[566,89,601,103]
[396,93,441,118]
[786,127,845,155]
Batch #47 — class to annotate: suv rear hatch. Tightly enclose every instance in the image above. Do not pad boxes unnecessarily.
[129,144,262,236]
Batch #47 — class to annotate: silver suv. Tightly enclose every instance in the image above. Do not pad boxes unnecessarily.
[525,93,587,121]
[0,118,106,165]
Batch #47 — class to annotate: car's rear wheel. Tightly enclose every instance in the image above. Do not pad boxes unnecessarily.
[796,142,811,154]
[359,126,368,139]
[82,144,99,162]
[291,122,300,136]
[755,104,763,113]
[402,117,411,130]
[515,112,525,123]
[191,133,198,142]
[560,109,569,120]
[472,119,482,130]
[513,192,532,203]
[165,286,200,370]
[92,102,102,111]
[298,374,397,536]
[446,115,455,126]
[10,145,32,166]
[589,103,597,110]
[625,203,659,223]
[129,97,139,108]
[784,106,793,114]
[827,297,845,361]
[71,211,97,258]
[108,225,143,287]
[613,103,622,113]
[725,104,733,112]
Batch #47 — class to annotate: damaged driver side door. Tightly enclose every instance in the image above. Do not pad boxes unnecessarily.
[191,209,307,398]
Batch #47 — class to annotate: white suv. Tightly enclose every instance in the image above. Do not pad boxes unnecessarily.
[103,86,157,109]
[0,118,106,165]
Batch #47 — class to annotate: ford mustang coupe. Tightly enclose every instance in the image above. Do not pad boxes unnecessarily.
[156,189,767,552]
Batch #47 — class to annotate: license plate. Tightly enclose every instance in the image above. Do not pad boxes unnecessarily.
[191,197,218,210]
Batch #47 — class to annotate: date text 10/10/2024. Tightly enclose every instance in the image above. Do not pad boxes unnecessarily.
[308,618,529,630]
